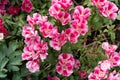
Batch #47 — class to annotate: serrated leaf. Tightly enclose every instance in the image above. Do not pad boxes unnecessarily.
[0,58,9,70]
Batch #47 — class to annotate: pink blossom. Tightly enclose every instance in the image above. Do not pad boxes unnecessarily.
[74,59,81,69]
[93,66,108,79]
[92,0,107,8]
[22,25,35,38]
[50,31,67,50]
[107,71,120,80]
[109,52,120,67]
[73,6,91,20]
[52,0,72,10]
[24,31,40,46]
[21,0,33,13]
[56,53,75,76]
[88,73,100,80]
[99,1,118,19]
[8,6,20,15]
[49,3,61,18]
[0,33,4,40]
[47,75,60,80]
[40,22,54,38]
[65,28,79,43]
[34,40,48,62]
[27,13,48,26]
[56,11,71,25]
[71,20,88,36]
[78,70,87,79]
[26,60,40,73]
[102,42,117,56]
[98,60,111,71]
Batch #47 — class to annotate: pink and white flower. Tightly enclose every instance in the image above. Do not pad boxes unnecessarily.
[50,31,67,50]
[26,60,40,73]
[56,53,75,76]
[99,1,118,19]
[56,11,71,25]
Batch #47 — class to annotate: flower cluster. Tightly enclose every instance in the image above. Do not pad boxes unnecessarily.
[48,0,91,50]
[0,0,33,15]
[92,0,118,19]
[56,53,80,76]
[22,13,48,73]
[88,42,120,80]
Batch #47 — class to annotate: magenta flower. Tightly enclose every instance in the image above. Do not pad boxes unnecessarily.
[21,0,33,13]
[8,6,20,15]
[26,60,40,73]
[47,75,60,80]
[56,53,75,76]
[78,70,87,79]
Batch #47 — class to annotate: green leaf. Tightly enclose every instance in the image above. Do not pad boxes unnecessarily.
[0,71,7,78]
[110,32,115,41]
[0,58,9,70]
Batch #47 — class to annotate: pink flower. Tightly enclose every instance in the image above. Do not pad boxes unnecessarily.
[65,28,79,43]
[88,73,100,80]
[52,0,72,10]
[8,6,20,15]
[22,25,35,38]
[39,22,54,38]
[21,0,33,13]
[99,1,118,19]
[109,52,120,67]
[78,70,87,79]
[34,40,48,62]
[71,19,88,36]
[98,60,111,71]
[73,6,91,20]
[93,66,108,79]
[56,11,71,25]
[74,59,81,69]
[92,0,107,8]
[27,13,48,26]
[56,53,75,76]
[50,31,67,50]
[47,75,60,80]
[0,33,4,40]
[49,3,61,18]
[102,42,117,56]
[107,71,120,80]
[26,60,40,73]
